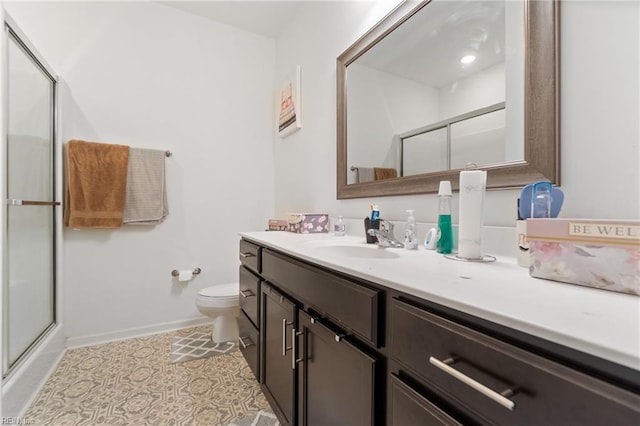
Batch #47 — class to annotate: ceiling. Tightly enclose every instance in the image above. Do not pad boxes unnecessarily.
[159,1,304,38]
[356,0,506,88]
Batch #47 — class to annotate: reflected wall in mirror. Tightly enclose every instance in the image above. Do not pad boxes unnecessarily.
[337,0,559,198]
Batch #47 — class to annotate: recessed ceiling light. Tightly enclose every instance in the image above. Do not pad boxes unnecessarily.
[460,55,476,64]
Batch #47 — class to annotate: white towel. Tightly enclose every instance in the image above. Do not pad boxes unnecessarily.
[356,167,375,183]
[123,148,168,225]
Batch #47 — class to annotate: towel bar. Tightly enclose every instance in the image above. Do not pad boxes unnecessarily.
[171,267,201,277]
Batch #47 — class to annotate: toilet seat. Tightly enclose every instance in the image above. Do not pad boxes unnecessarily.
[198,283,238,299]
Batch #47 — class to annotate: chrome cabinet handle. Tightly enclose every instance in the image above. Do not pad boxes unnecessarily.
[282,319,293,356]
[429,356,516,411]
[292,328,304,369]
[239,252,255,258]
[238,336,254,349]
[240,290,253,298]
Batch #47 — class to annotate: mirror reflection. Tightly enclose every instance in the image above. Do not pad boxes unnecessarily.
[346,0,522,183]
[338,0,559,199]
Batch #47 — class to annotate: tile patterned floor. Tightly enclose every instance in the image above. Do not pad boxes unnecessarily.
[171,331,237,364]
[24,326,270,425]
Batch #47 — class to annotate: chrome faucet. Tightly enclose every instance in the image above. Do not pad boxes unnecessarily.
[367,219,404,248]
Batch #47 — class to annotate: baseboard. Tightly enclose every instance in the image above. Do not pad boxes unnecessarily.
[66,316,211,349]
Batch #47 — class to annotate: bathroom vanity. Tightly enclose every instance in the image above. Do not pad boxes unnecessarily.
[238,232,640,425]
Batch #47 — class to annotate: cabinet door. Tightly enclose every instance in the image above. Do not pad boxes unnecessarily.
[297,310,378,426]
[261,283,297,426]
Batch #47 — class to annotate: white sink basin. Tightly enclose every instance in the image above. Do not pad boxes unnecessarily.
[308,244,400,259]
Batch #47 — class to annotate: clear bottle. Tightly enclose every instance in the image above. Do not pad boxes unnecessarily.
[334,216,346,236]
[531,181,552,218]
[437,181,453,254]
[404,210,418,250]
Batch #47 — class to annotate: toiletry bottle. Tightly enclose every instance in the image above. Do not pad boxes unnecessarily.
[334,216,346,236]
[531,181,552,218]
[437,181,453,254]
[404,210,418,250]
[370,204,380,221]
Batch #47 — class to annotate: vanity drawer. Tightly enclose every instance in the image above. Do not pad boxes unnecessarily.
[391,298,640,425]
[239,239,261,274]
[262,249,381,347]
[238,310,259,381]
[390,374,462,426]
[239,266,260,328]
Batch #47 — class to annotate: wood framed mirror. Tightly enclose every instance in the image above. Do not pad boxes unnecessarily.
[337,0,559,199]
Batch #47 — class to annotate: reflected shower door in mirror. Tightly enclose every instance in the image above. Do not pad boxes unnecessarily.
[337,0,559,198]
[400,103,508,176]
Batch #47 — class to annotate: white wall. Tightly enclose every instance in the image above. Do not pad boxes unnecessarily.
[347,63,438,182]
[5,1,276,344]
[274,0,640,227]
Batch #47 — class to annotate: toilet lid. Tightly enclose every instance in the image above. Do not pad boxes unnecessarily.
[199,283,239,299]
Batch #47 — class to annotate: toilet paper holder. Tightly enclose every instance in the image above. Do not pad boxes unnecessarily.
[171,267,201,277]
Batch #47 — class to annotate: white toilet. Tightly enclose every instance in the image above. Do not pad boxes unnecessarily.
[196,283,240,343]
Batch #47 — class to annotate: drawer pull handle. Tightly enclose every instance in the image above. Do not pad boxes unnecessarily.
[239,336,254,349]
[429,356,516,411]
[240,252,255,258]
[240,290,253,298]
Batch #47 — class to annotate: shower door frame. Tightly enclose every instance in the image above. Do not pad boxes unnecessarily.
[2,14,60,379]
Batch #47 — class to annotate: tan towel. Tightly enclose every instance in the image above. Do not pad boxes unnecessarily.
[356,167,375,183]
[374,167,398,180]
[64,140,129,229]
[123,148,168,225]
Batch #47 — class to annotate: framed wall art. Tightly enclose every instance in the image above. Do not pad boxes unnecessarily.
[277,65,302,138]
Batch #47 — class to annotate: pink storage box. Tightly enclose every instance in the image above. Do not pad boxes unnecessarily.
[268,219,289,231]
[287,213,329,234]
[527,219,640,296]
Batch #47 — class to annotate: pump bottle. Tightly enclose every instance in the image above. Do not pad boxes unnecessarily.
[437,181,453,254]
[404,210,418,250]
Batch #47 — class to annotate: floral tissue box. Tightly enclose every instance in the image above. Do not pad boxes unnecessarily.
[527,219,640,296]
[287,213,329,234]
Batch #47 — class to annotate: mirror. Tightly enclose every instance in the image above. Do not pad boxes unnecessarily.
[337,0,559,198]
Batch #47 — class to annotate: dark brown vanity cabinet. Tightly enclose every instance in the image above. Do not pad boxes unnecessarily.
[261,282,297,426]
[297,310,379,426]
[390,297,640,425]
[258,247,382,426]
[239,238,640,426]
[238,240,262,381]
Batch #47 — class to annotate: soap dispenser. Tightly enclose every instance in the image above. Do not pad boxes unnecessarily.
[334,216,346,236]
[404,210,418,250]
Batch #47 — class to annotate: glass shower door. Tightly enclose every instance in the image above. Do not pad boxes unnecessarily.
[3,26,57,374]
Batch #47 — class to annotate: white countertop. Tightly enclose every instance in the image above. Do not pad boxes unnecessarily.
[240,231,640,371]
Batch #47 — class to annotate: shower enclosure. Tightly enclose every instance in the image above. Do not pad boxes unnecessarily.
[2,17,58,377]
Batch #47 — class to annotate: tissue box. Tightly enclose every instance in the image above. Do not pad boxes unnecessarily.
[527,219,640,296]
[268,219,289,231]
[287,213,329,234]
